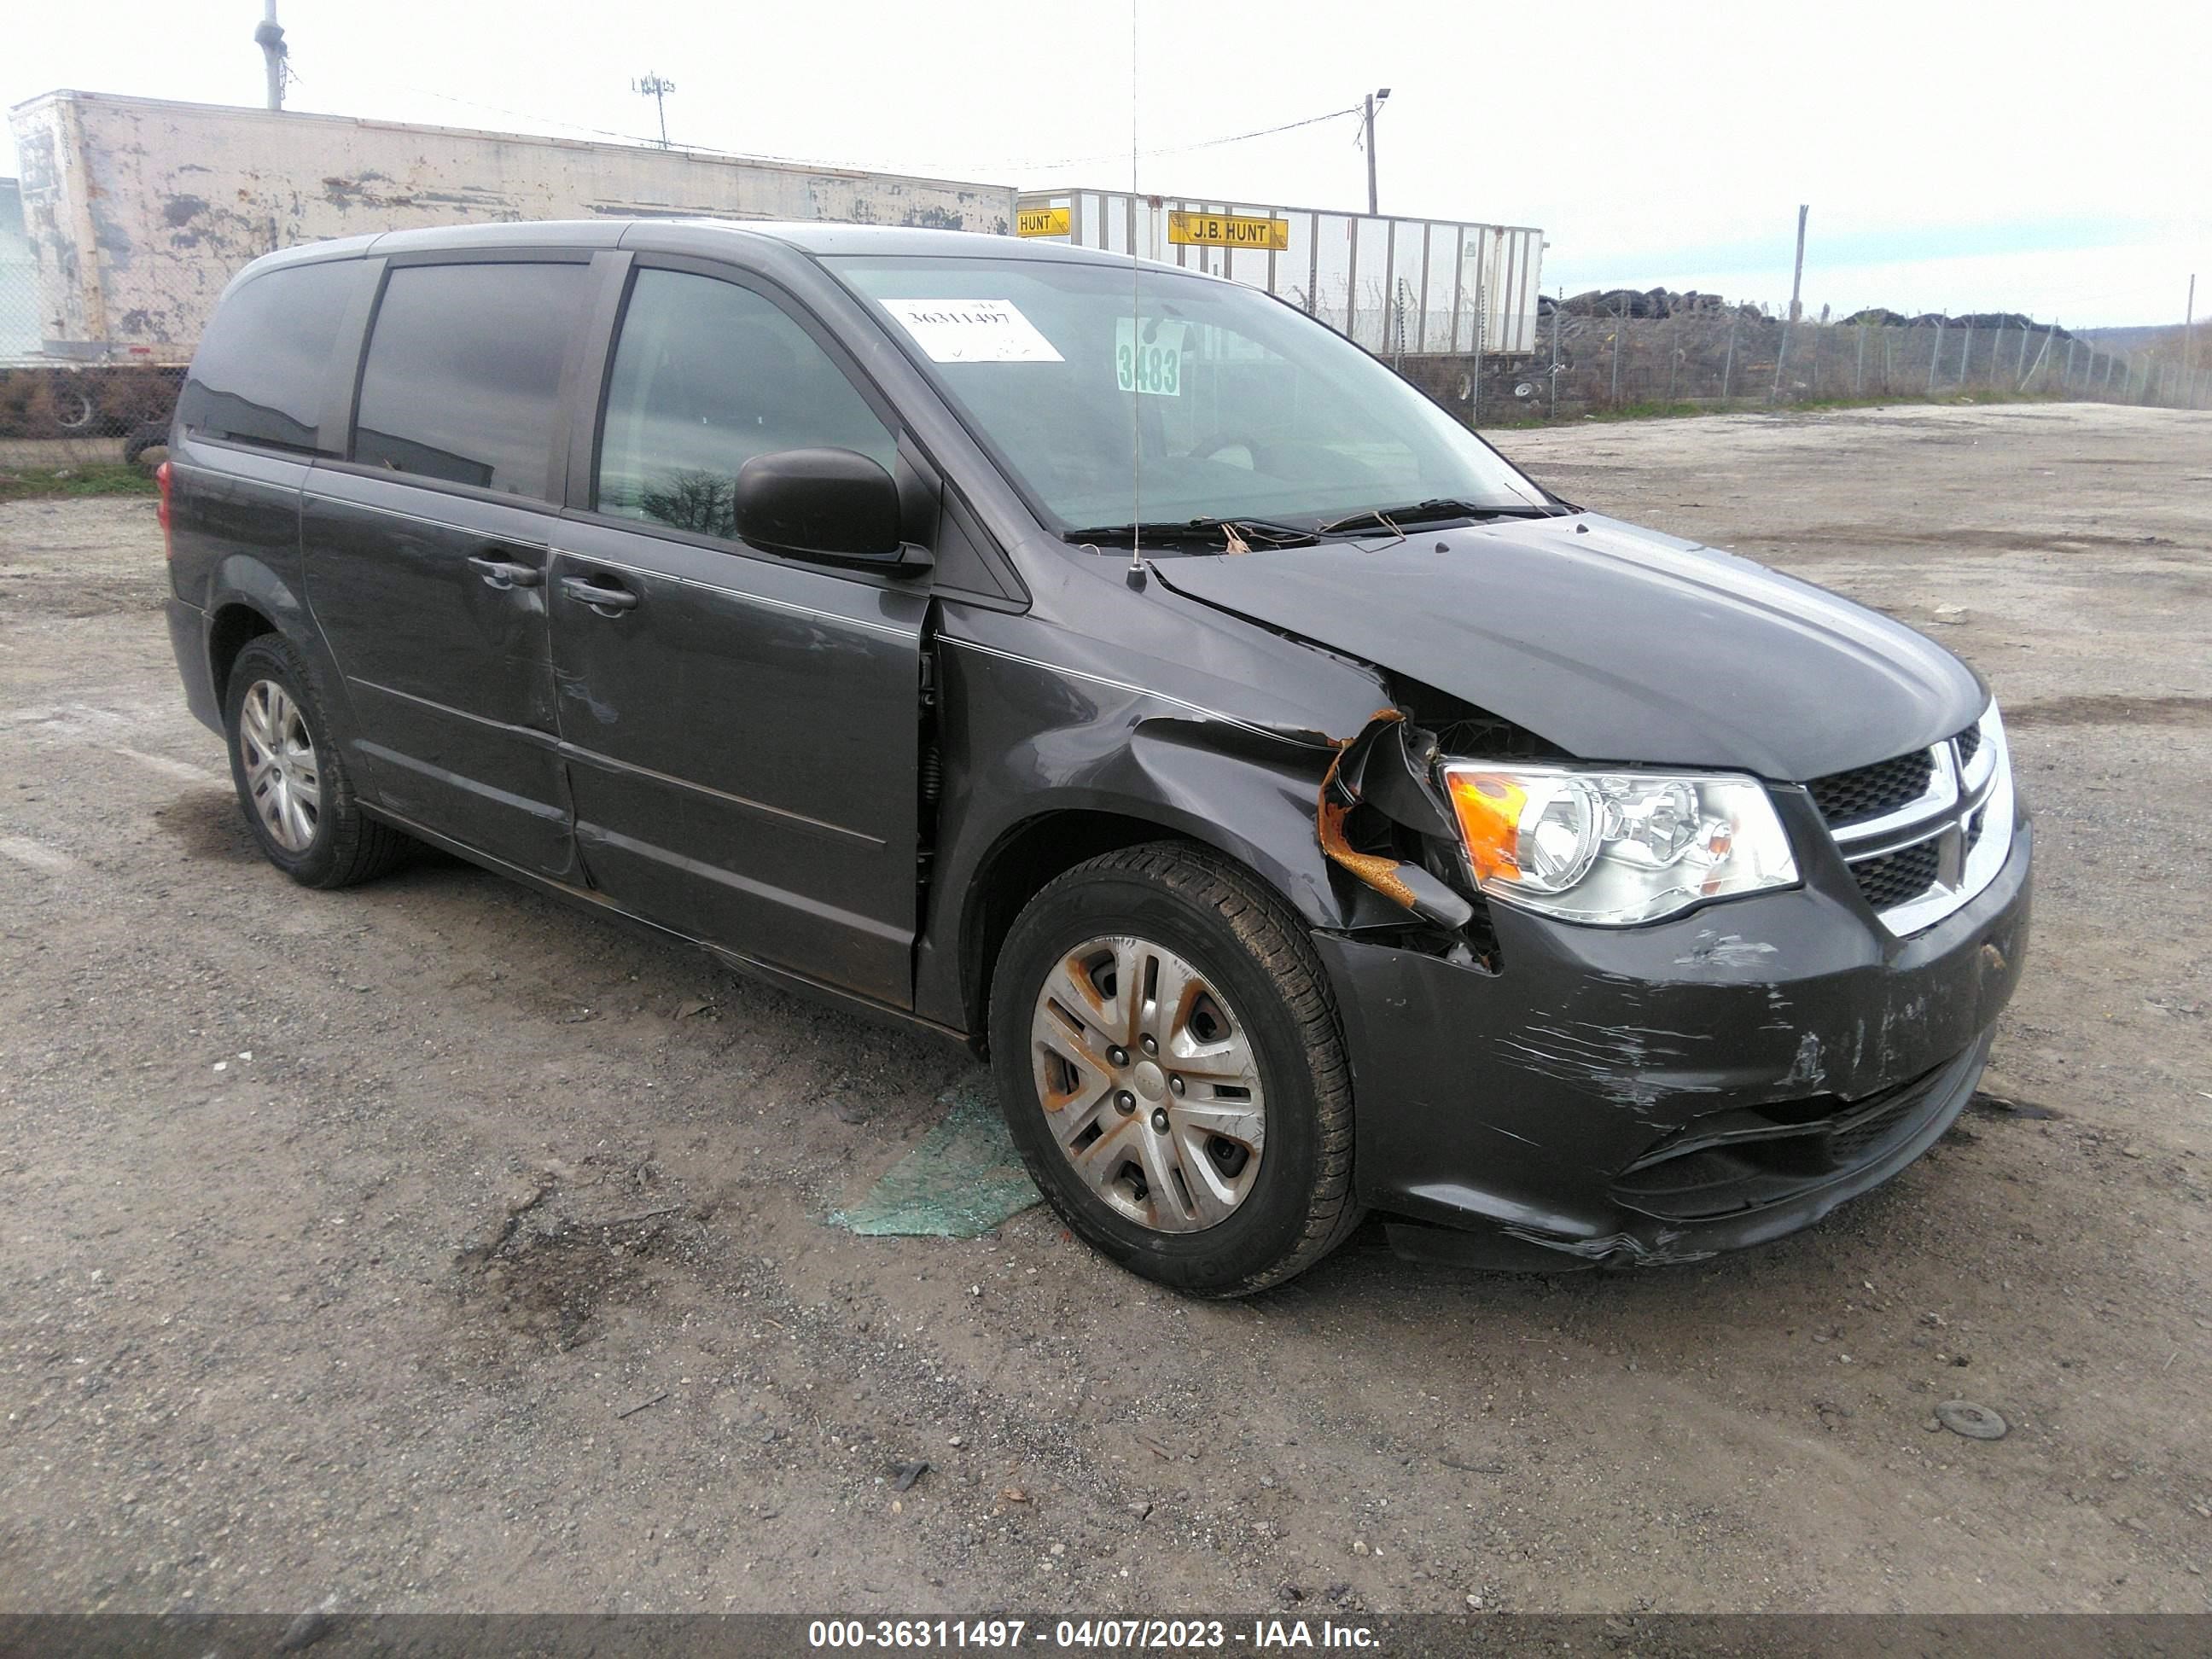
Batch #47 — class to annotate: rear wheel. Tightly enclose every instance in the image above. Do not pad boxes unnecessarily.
[988,842,1359,1295]
[123,422,170,466]
[223,635,407,888]
[49,376,96,432]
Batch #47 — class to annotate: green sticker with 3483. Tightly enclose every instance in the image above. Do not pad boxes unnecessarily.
[1116,318,1185,396]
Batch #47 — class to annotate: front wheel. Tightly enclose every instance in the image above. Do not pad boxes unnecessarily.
[987,842,1360,1296]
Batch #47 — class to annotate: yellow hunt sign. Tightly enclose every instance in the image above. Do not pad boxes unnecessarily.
[1167,211,1289,251]
[1016,207,1071,238]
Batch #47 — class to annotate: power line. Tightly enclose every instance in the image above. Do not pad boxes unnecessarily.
[978,102,1365,175]
[381,82,1364,182]
[389,84,987,177]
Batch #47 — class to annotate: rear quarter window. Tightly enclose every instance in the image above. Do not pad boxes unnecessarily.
[177,260,365,455]
[352,262,594,500]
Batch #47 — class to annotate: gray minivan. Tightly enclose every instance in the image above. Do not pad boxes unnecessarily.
[160,219,2030,1294]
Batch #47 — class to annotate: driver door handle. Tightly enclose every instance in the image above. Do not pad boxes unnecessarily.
[466,554,542,589]
[558,574,640,614]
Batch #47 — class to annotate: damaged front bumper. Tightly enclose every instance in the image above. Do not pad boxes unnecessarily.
[1314,812,2032,1269]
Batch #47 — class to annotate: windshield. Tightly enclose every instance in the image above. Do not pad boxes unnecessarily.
[825,253,1552,538]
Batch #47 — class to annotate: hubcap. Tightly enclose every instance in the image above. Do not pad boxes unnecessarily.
[1028,934,1266,1232]
[238,678,322,853]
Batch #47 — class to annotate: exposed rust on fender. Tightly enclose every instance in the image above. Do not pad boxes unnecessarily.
[1318,792,1421,910]
[1314,708,1481,937]
[1317,710,1420,909]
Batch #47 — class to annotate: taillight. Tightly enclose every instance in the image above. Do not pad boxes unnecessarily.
[155,460,173,558]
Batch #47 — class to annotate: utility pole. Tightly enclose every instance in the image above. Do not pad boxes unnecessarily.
[254,1,288,113]
[1785,203,1808,323]
[1361,88,1391,215]
[2187,274,2197,381]
[632,73,677,149]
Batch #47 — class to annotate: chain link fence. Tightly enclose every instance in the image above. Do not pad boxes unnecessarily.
[5,209,2204,448]
[3,201,179,452]
[1397,298,2209,427]
[0,238,39,364]
[3,258,183,453]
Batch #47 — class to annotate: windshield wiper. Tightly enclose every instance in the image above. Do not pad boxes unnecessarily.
[1062,516,1318,549]
[1318,498,1563,535]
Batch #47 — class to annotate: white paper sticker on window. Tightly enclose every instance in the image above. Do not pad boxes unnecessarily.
[882,299,1063,364]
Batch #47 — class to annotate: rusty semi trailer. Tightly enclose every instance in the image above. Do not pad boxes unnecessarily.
[1014,189,1544,364]
[5,90,1018,367]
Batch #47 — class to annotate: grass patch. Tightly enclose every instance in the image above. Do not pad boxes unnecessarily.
[0,463,160,504]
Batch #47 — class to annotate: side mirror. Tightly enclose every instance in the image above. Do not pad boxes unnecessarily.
[734,446,905,563]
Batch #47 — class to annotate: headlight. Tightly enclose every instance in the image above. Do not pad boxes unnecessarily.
[1441,763,1798,925]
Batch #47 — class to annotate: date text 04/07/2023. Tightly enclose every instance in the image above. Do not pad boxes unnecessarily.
[806,1619,1382,1650]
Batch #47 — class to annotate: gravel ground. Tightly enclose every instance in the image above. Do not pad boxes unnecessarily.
[0,402,2207,1616]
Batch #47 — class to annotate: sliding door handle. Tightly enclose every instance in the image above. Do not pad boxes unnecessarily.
[558,574,639,614]
[466,555,543,589]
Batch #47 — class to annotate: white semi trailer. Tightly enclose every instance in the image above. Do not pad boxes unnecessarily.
[1014,188,1544,361]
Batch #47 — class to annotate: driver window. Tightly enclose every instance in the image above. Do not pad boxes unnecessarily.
[597,270,896,540]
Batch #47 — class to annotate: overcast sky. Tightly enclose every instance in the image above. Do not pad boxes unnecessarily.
[4,0,2203,326]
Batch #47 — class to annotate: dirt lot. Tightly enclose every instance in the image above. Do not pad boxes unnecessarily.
[1,403,2207,1616]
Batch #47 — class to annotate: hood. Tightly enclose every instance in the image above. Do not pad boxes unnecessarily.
[1150,513,1986,781]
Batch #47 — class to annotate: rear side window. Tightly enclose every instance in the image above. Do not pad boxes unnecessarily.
[178,260,362,455]
[352,262,592,499]
[596,269,895,540]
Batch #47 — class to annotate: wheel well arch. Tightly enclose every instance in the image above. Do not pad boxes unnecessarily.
[956,806,1326,1046]
[207,602,278,710]
[958,811,1199,1044]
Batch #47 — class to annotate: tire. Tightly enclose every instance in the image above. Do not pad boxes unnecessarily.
[123,422,170,466]
[223,635,408,888]
[987,841,1360,1296]
[51,378,96,433]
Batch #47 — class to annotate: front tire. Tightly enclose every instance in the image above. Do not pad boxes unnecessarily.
[988,842,1359,1296]
[223,635,406,888]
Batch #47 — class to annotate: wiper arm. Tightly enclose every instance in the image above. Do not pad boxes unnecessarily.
[1318,498,1563,535]
[1062,516,1318,549]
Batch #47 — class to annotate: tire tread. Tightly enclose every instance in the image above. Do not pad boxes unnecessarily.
[1020,841,1361,1295]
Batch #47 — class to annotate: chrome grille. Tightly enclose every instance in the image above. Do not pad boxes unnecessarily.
[1819,706,2011,937]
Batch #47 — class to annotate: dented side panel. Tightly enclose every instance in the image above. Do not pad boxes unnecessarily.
[911,576,1400,1031]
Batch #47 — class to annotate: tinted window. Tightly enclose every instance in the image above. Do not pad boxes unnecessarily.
[597,270,895,540]
[353,262,591,498]
[178,260,363,455]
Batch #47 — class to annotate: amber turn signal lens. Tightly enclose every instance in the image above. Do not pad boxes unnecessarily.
[1446,770,1527,882]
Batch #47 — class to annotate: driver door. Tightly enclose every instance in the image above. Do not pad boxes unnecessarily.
[550,261,928,1005]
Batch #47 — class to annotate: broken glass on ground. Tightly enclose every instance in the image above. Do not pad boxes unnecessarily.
[830,1076,1041,1237]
